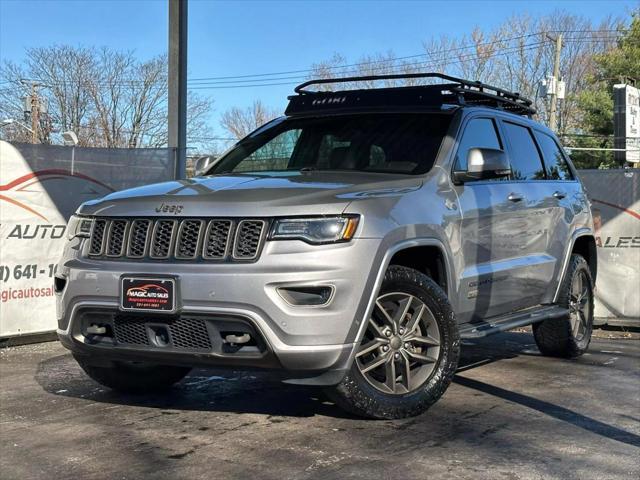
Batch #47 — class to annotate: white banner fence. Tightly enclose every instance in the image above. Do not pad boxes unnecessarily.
[0,141,638,338]
[0,141,175,337]
[579,169,640,321]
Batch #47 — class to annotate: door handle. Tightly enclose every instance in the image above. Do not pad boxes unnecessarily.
[552,191,567,200]
[507,192,524,202]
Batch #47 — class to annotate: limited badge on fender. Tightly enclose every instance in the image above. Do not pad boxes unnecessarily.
[121,277,175,312]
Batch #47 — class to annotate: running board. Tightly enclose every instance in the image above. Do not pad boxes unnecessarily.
[459,305,569,339]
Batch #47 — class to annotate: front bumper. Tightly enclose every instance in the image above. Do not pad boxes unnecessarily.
[56,237,383,385]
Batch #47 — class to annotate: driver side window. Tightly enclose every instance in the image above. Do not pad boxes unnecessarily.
[454,118,502,171]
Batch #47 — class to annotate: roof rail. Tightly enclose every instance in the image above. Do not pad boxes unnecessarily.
[290,72,536,116]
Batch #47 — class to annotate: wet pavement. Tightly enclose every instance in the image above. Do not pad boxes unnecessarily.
[1,330,638,479]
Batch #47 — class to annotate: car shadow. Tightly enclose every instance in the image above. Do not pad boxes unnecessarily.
[34,331,640,447]
[34,331,526,418]
[453,374,640,447]
[35,353,351,418]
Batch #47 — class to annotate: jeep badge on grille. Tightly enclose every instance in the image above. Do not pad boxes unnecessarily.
[155,202,184,214]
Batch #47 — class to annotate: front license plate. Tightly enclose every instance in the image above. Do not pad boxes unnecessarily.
[121,277,176,313]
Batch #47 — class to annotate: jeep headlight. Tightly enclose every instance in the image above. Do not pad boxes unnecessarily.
[67,215,93,240]
[270,216,359,244]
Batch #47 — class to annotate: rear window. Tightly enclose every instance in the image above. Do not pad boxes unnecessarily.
[502,122,546,180]
[210,114,452,175]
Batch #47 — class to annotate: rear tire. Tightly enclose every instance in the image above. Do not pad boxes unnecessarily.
[327,265,460,419]
[533,254,594,358]
[74,355,191,393]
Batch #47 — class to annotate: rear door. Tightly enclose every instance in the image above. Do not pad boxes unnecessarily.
[498,119,560,308]
[531,129,584,303]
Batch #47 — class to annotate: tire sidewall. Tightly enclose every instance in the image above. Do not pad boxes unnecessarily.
[336,266,460,418]
[561,256,594,351]
[534,254,595,357]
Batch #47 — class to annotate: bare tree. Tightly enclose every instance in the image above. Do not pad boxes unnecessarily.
[220,100,280,140]
[306,11,624,132]
[0,45,96,144]
[86,49,168,148]
[0,45,215,148]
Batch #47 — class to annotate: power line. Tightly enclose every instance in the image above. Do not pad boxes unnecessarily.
[69,123,235,142]
[2,38,605,92]
[188,31,549,83]
[13,36,546,88]
[187,40,553,87]
[3,29,623,89]
[186,29,624,83]
[188,43,549,90]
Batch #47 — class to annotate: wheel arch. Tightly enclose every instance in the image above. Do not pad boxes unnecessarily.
[388,245,450,297]
[553,230,598,303]
[572,235,597,284]
[347,237,455,350]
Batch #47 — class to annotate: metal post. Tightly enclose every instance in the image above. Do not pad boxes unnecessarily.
[548,34,563,132]
[168,0,188,179]
[30,83,39,143]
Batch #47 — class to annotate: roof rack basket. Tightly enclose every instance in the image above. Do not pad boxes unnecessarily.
[287,72,536,117]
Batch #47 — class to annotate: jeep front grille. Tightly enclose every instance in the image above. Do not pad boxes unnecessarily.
[150,220,177,259]
[234,220,267,260]
[203,219,233,259]
[106,220,128,257]
[87,217,267,262]
[89,219,107,255]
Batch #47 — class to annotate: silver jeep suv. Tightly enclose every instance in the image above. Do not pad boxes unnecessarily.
[56,73,597,419]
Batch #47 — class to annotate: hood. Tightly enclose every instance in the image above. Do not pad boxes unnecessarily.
[77,171,422,218]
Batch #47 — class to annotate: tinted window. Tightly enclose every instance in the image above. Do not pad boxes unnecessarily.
[534,131,574,180]
[211,114,452,175]
[232,130,301,172]
[502,122,546,180]
[454,118,502,171]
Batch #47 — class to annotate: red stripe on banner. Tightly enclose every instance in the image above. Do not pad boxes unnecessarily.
[592,199,640,221]
[0,169,114,192]
[0,194,49,221]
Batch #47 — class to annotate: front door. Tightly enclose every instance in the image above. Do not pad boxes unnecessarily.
[453,116,550,323]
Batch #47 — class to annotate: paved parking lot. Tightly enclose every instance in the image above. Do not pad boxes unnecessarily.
[1,329,639,480]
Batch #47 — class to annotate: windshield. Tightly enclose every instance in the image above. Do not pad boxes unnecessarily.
[209,113,452,176]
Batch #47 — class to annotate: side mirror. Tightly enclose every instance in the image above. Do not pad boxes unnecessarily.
[194,156,213,176]
[453,147,511,184]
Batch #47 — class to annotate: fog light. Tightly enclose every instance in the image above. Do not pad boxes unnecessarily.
[54,275,67,293]
[277,286,333,306]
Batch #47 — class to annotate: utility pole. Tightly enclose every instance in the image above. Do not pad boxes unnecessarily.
[548,33,563,132]
[30,83,39,143]
[168,0,188,179]
[21,80,44,143]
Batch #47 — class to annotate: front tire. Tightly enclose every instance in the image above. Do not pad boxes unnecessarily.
[533,253,594,358]
[74,355,191,393]
[327,265,460,419]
